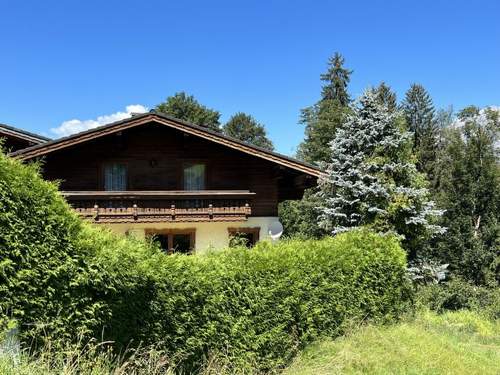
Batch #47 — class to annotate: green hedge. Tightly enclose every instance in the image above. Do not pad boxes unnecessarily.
[149,233,411,371]
[0,150,412,372]
[0,150,96,342]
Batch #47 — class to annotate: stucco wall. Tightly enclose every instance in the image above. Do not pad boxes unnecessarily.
[103,217,279,253]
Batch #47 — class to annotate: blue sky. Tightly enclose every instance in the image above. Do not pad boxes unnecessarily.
[1,0,499,155]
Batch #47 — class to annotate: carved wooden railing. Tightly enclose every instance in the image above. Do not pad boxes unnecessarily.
[61,191,254,223]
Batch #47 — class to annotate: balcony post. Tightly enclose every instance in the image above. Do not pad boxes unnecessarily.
[171,204,176,221]
[93,204,99,221]
[133,204,138,220]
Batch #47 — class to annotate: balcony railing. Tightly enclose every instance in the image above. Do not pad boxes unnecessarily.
[62,190,254,223]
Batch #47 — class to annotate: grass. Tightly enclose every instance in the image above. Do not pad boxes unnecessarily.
[284,310,500,375]
[1,310,498,374]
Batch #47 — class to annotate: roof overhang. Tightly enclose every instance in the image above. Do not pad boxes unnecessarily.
[0,123,50,144]
[10,112,321,177]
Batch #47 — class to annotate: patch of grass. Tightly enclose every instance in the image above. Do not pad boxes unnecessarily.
[284,310,500,375]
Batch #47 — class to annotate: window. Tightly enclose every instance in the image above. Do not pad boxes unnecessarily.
[146,229,195,254]
[228,227,260,248]
[183,163,206,190]
[104,163,127,191]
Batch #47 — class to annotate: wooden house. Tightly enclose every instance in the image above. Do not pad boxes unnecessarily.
[9,112,320,253]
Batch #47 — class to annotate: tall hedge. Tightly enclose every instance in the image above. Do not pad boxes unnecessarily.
[147,233,411,371]
[0,149,412,372]
[0,149,160,345]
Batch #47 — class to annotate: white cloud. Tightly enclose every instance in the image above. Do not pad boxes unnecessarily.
[51,104,148,138]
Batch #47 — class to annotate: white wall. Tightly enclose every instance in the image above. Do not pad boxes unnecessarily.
[103,217,279,253]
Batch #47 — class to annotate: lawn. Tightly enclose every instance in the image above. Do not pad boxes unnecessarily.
[284,310,500,375]
[1,310,498,374]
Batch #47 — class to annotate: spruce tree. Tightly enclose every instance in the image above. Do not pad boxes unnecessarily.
[223,112,274,150]
[320,52,352,106]
[401,84,439,182]
[297,52,352,164]
[317,90,444,258]
[156,92,221,132]
[282,53,352,238]
[374,82,397,112]
[401,84,436,149]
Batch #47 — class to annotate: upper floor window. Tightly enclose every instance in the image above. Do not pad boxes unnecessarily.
[183,163,206,190]
[104,163,127,191]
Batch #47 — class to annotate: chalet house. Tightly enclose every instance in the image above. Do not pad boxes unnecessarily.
[7,112,320,253]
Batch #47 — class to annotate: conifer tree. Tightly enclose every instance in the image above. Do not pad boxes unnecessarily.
[401,84,436,148]
[297,52,352,164]
[320,52,352,106]
[374,82,397,112]
[401,84,440,183]
[317,90,444,258]
[223,112,274,150]
[282,53,352,238]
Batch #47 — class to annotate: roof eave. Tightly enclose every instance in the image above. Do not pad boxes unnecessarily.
[10,113,322,178]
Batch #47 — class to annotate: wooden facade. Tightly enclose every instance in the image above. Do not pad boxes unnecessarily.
[11,113,320,225]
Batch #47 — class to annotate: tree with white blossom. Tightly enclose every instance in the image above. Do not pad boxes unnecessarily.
[317,89,445,258]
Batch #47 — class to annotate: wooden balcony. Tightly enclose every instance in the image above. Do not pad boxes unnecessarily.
[62,190,254,223]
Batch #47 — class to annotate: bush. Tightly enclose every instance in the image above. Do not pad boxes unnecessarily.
[145,231,411,371]
[0,150,412,372]
[415,278,500,319]
[0,150,98,343]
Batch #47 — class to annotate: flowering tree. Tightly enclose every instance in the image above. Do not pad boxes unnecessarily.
[317,89,445,258]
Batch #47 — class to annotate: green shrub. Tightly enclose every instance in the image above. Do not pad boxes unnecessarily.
[142,231,411,371]
[0,150,165,346]
[0,151,98,343]
[415,278,500,319]
[0,150,412,372]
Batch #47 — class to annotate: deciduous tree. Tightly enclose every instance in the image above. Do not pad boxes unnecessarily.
[156,92,221,132]
[223,112,274,150]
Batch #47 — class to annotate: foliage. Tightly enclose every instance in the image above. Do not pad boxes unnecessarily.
[0,149,102,344]
[401,84,440,182]
[297,52,352,164]
[415,278,500,320]
[278,189,326,239]
[373,81,397,112]
[317,90,444,258]
[284,310,500,375]
[3,310,499,375]
[140,230,410,372]
[427,107,499,285]
[319,52,352,106]
[222,112,274,150]
[407,259,449,284]
[0,148,413,371]
[401,83,436,149]
[288,53,352,237]
[155,92,221,132]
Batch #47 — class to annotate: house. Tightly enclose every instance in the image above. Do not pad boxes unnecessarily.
[9,111,320,253]
[0,123,50,152]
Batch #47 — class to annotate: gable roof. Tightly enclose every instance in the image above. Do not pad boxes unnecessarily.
[10,111,321,177]
[0,123,51,144]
